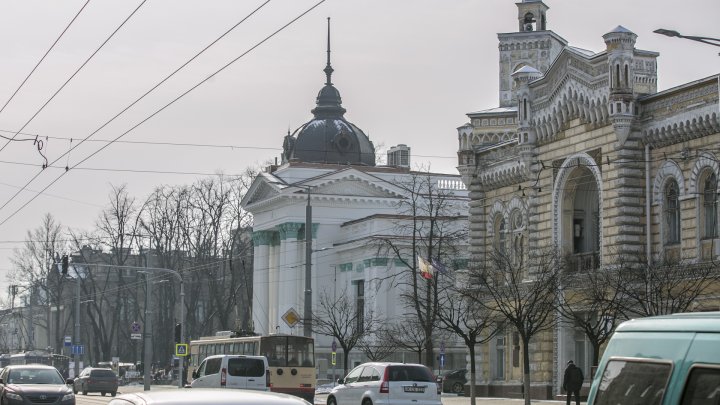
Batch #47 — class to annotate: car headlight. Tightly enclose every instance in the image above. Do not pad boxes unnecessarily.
[5,392,22,400]
[62,392,75,401]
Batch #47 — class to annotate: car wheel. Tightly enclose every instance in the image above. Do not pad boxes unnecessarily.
[362,399,373,405]
[82,387,88,395]
[326,396,337,405]
[111,391,117,397]
[73,386,77,394]
[452,382,464,394]
[101,392,106,396]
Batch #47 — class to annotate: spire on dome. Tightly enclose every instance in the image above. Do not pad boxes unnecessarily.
[324,17,333,86]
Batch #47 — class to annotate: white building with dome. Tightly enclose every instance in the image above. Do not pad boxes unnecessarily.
[241,24,469,378]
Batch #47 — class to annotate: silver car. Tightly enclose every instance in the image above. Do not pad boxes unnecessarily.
[108,388,312,405]
[327,362,441,405]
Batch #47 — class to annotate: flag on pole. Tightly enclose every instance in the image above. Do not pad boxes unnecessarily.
[431,258,448,275]
[418,255,434,279]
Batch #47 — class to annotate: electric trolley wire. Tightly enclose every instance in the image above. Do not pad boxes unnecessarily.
[0,0,91,118]
[0,0,148,156]
[0,1,328,230]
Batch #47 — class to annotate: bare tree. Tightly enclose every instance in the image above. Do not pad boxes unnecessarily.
[357,328,396,362]
[384,319,428,364]
[607,253,720,317]
[466,246,561,405]
[375,169,468,368]
[557,263,625,366]
[9,213,67,351]
[312,288,380,376]
[437,278,504,404]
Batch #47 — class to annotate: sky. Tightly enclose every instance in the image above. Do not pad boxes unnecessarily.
[0,0,717,286]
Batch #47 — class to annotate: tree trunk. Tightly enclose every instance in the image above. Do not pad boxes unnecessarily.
[523,338,531,405]
[469,343,476,405]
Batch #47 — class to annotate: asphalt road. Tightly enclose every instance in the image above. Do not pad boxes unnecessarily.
[75,385,568,405]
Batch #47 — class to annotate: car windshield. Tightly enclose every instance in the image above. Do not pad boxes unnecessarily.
[7,368,65,385]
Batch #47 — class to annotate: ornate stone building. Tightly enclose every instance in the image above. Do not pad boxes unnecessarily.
[457,0,719,399]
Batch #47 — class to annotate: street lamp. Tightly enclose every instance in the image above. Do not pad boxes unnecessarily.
[80,262,184,391]
[653,29,720,55]
[137,268,185,390]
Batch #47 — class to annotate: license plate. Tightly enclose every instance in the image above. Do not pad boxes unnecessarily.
[403,385,426,393]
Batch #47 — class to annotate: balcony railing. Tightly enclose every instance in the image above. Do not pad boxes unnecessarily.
[567,251,600,272]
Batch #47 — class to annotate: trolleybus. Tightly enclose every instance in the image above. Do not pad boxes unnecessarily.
[8,350,70,375]
[189,333,315,402]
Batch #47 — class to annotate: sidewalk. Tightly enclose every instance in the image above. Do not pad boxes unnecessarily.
[440,394,566,405]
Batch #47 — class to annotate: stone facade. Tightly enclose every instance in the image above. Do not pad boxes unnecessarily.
[457,0,720,399]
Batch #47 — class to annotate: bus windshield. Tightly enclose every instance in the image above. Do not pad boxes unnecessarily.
[261,336,314,367]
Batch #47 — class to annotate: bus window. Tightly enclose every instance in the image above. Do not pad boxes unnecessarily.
[287,336,314,367]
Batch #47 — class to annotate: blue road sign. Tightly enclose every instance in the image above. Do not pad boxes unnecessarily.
[72,345,85,355]
[440,353,445,368]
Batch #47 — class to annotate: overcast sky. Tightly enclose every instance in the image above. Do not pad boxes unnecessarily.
[0,0,717,285]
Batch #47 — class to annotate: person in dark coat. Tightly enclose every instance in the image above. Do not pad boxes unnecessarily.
[563,360,584,405]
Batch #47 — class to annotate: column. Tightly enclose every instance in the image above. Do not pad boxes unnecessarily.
[278,223,303,333]
[252,230,273,335]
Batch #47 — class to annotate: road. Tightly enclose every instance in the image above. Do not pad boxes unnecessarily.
[76,385,566,405]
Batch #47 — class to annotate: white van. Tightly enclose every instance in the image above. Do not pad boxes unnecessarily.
[190,354,270,391]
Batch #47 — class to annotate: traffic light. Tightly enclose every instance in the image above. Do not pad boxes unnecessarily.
[174,323,182,343]
[61,255,69,275]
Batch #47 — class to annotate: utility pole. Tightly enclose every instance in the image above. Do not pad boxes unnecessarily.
[74,271,80,378]
[303,187,313,338]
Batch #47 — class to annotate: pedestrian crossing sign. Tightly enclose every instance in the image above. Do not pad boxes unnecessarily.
[175,343,188,357]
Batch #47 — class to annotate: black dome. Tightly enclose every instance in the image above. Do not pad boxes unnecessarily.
[281,20,375,166]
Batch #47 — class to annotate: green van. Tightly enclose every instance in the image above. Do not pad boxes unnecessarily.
[587,312,720,405]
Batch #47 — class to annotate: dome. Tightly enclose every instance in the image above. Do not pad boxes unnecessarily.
[281,19,376,166]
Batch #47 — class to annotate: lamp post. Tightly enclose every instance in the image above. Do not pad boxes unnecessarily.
[303,187,313,338]
[653,29,720,55]
[82,262,184,391]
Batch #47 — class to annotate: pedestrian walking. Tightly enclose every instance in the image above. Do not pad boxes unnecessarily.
[563,360,584,405]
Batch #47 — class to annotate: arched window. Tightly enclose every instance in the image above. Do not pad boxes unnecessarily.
[615,64,620,88]
[624,64,629,87]
[664,180,680,244]
[494,217,506,254]
[510,210,524,265]
[703,172,718,239]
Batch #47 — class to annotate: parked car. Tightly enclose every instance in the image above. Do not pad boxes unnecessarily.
[326,362,441,405]
[73,366,119,396]
[0,364,75,405]
[108,388,312,405]
[587,312,720,405]
[190,354,269,391]
[440,369,467,394]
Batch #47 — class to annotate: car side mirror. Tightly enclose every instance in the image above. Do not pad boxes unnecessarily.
[337,378,344,385]
[66,379,74,385]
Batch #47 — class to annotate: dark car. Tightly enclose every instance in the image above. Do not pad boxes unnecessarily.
[441,369,467,394]
[0,364,75,404]
[73,367,118,396]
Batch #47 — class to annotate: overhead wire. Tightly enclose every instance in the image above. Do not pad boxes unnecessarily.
[0,0,149,156]
[0,0,271,215]
[0,0,328,230]
[0,0,91,118]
